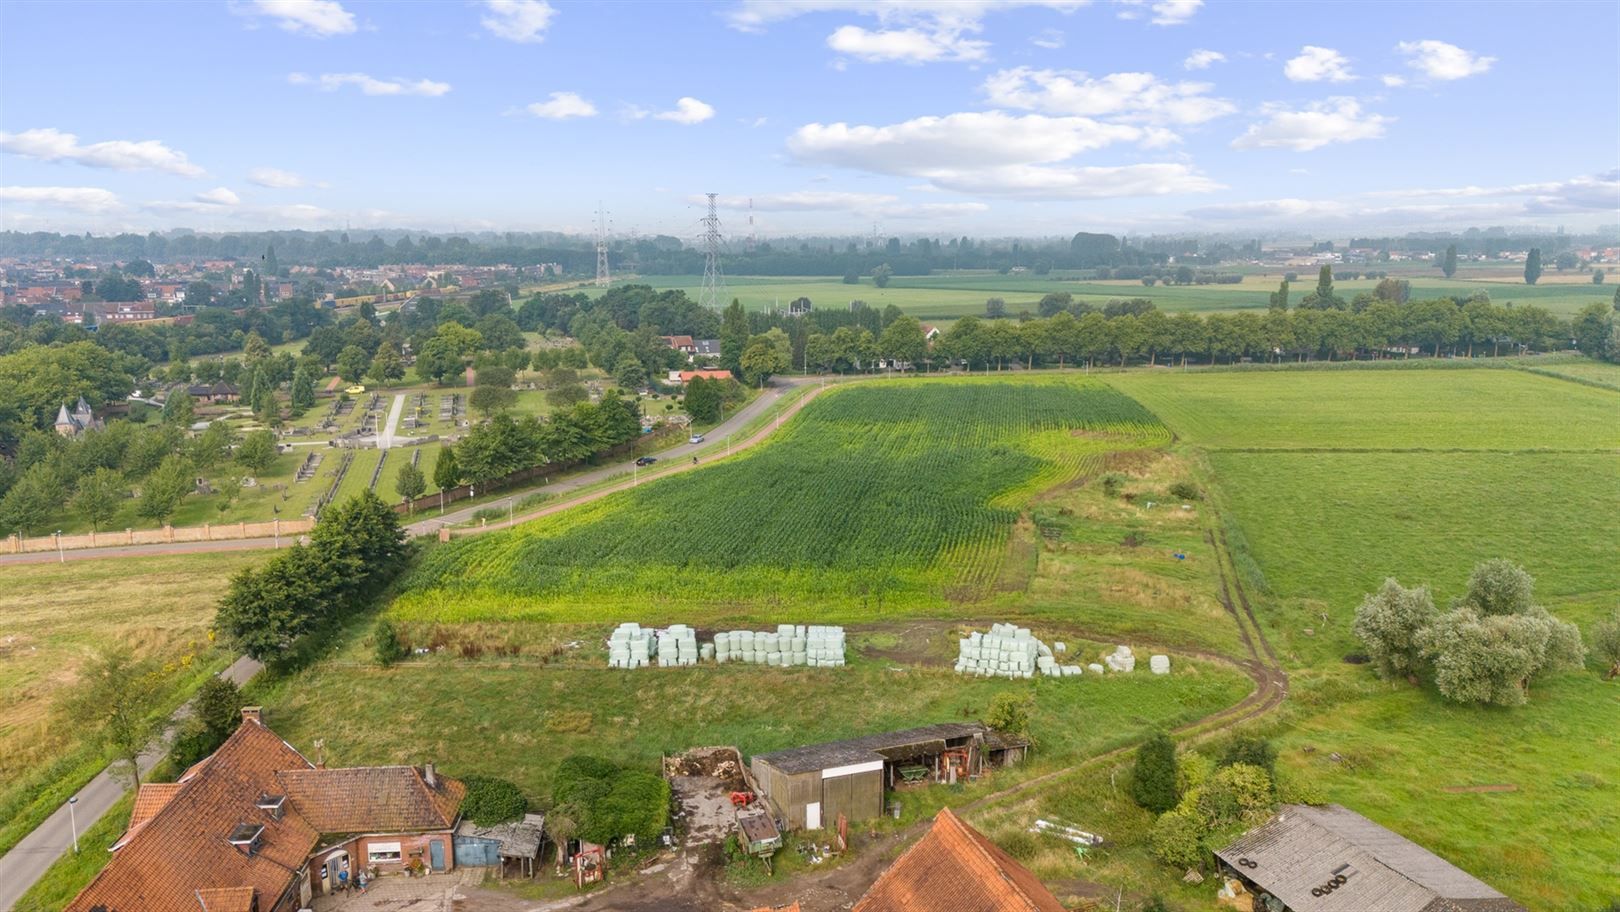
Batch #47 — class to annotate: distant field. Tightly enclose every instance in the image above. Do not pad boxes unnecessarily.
[1107,368,1620,450]
[1521,358,1620,389]
[606,271,1614,320]
[397,377,1168,621]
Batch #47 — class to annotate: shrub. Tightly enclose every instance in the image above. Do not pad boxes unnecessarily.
[1217,737,1277,778]
[1176,751,1213,796]
[193,677,244,742]
[1130,732,1179,814]
[461,775,528,826]
[1149,807,1205,869]
[1194,763,1274,829]
[552,755,670,847]
[1351,578,1437,680]
[1592,608,1620,679]
[1100,473,1126,497]
[984,692,1034,742]
[1167,480,1200,501]
[373,618,407,666]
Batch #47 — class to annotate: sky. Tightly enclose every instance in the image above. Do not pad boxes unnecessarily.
[1,0,1617,240]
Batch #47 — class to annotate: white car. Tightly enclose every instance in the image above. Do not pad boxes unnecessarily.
[689,434,705,444]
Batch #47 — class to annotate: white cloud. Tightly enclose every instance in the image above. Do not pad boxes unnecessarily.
[706,191,989,219]
[247,167,309,188]
[1031,28,1065,49]
[1232,98,1388,151]
[0,127,205,177]
[1187,198,1342,220]
[983,67,1235,126]
[1284,46,1355,82]
[787,111,1219,199]
[1115,0,1203,25]
[1183,49,1225,70]
[826,24,987,62]
[246,0,357,37]
[1397,40,1495,80]
[654,97,716,125]
[195,187,241,206]
[525,91,597,119]
[288,72,451,97]
[1186,172,1619,225]
[1380,74,1407,88]
[0,185,122,213]
[480,0,555,43]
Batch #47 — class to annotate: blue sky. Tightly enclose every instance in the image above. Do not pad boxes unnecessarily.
[1,0,1616,238]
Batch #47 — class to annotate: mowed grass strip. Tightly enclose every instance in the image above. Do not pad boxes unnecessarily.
[1108,368,1620,451]
[397,378,1166,620]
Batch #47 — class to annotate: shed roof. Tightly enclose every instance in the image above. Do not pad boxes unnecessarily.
[1215,804,1525,912]
[853,807,1065,912]
[456,813,546,859]
[754,723,989,775]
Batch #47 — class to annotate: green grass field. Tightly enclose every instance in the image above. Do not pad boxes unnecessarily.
[396,377,1168,621]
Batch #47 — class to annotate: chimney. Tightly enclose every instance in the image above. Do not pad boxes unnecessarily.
[424,762,437,788]
[240,706,263,725]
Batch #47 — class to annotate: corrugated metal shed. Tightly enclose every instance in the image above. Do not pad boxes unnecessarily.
[752,723,989,775]
[1215,805,1525,912]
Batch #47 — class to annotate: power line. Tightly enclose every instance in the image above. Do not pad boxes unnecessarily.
[594,202,611,288]
[699,192,725,309]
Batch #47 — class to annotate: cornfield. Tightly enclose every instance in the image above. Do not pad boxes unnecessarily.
[400,378,1167,620]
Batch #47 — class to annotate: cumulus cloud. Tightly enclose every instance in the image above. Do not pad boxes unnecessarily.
[244,0,357,37]
[1031,28,1065,49]
[1231,98,1389,151]
[288,72,451,96]
[1187,198,1341,220]
[787,111,1220,199]
[481,0,555,43]
[1186,172,1619,226]
[1183,49,1226,70]
[1381,74,1407,88]
[525,91,597,119]
[1284,46,1355,82]
[195,187,241,206]
[0,185,122,213]
[247,167,309,188]
[827,24,987,62]
[1115,0,1203,25]
[1397,40,1495,80]
[654,97,716,124]
[0,127,205,177]
[983,67,1235,126]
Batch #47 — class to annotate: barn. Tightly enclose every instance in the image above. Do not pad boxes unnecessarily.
[749,723,1025,831]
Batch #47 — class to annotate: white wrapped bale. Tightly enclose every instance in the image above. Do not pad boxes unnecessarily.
[1089,663,1105,675]
[1150,655,1171,675]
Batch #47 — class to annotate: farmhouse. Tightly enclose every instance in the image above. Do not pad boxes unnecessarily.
[1215,804,1527,912]
[852,807,1065,911]
[67,708,469,912]
[679,368,734,383]
[660,334,697,354]
[750,723,1026,830]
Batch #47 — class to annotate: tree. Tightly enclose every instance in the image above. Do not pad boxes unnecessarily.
[1593,269,1605,285]
[739,338,789,386]
[311,490,410,595]
[1571,302,1614,359]
[1421,606,1584,706]
[368,340,405,386]
[842,271,860,285]
[162,389,194,427]
[1591,608,1620,680]
[1442,243,1458,278]
[1037,292,1072,317]
[613,354,647,390]
[236,429,278,475]
[1352,578,1438,680]
[719,299,748,375]
[336,344,370,383]
[434,445,461,496]
[984,692,1034,743]
[1553,251,1578,271]
[1148,807,1205,870]
[73,466,126,531]
[474,313,525,351]
[290,365,315,414]
[1130,732,1179,814]
[60,647,165,787]
[190,421,235,470]
[470,383,517,417]
[0,465,63,535]
[395,462,426,512]
[879,315,927,369]
[684,375,722,422]
[136,454,193,525]
[373,618,408,666]
[1373,278,1411,305]
[242,331,272,365]
[545,383,588,408]
[1217,737,1277,778]
[193,676,244,742]
[1267,280,1290,311]
[984,297,1007,319]
[1524,248,1542,285]
[216,544,344,660]
[871,263,893,288]
[461,776,528,826]
[1455,558,1536,616]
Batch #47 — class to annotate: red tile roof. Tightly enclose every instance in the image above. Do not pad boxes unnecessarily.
[194,886,257,912]
[278,766,465,834]
[852,808,1066,912]
[680,369,733,381]
[130,783,184,829]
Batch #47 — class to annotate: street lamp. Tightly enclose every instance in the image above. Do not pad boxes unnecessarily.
[68,796,79,854]
[56,529,64,563]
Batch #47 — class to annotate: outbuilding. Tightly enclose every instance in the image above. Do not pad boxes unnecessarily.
[750,723,1025,831]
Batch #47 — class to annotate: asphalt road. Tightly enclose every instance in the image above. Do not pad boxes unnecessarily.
[0,655,264,911]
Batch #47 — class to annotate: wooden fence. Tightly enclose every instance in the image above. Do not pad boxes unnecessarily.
[6,518,314,555]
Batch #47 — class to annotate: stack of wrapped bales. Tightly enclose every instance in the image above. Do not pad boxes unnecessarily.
[955,623,1084,679]
[713,625,845,667]
[1104,645,1136,673]
[608,623,655,669]
[657,624,700,667]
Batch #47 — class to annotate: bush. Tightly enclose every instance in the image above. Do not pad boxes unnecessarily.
[373,618,407,666]
[1352,578,1437,680]
[552,755,670,847]
[1130,732,1179,814]
[1194,763,1274,828]
[461,775,528,826]
[1149,807,1205,869]
[1100,473,1126,497]
[1168,480,1200,501]
[984,691,1034,742]
[1176,751,1213,796]
[1217,737,1277,778]
[1592,608,1620,679]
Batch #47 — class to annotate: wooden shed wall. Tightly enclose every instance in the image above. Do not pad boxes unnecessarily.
[751,759,821,830]
[821,769,884,825]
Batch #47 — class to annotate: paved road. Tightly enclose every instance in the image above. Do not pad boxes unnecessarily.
[0,655,264,911]
[379,393,407,450]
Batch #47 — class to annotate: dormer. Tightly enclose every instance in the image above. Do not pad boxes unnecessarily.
[228,823,265,856]
[255,793,285,821]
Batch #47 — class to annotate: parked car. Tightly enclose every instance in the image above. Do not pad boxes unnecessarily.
[689,434,705,444]
[635,456,657,466]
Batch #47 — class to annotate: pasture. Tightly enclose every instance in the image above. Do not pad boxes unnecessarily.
[396,377,1169,622]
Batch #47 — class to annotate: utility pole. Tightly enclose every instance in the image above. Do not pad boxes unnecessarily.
[595,203,611,288]
[699,192,725,310]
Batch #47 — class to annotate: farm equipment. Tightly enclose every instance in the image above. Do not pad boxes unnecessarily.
[735,806,783,873]
[729,791,755,807]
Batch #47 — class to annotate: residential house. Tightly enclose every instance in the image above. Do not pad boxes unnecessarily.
[851,807,1065,911]
[1214,803,1527,912]
[678,369,734,384]
[660,335,698,354]
[54,396,103,437]
[67,708,469,912]
[186,381,240,404]
[694,339,722,358]
[99,301,158,322]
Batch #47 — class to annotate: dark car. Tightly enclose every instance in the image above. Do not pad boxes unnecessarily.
[635,456,657,466]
